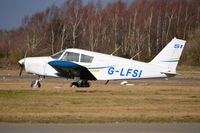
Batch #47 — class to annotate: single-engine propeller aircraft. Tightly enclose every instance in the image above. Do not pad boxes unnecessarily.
[19,37,186,88]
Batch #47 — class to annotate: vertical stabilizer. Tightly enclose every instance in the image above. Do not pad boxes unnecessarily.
[150,37,186,70]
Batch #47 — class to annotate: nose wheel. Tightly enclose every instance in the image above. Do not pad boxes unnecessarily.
[31,80,41,88]
[31,76,43,88]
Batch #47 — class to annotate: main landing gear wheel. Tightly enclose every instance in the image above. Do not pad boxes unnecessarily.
[71,82,79,88]
[80,80,90,87]
[70,80,90,88]
[31,80,41,88]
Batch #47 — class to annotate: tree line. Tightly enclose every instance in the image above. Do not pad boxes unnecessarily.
[0,0,200,68]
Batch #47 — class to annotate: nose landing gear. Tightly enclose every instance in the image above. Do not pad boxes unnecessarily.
[31,80,41,88]
[31,76,43,88]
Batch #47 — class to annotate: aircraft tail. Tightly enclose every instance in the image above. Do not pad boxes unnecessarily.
[150,37,186,71]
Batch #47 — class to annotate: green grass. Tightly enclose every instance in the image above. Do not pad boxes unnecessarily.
[0,69,200,123]
[0,81,200,123]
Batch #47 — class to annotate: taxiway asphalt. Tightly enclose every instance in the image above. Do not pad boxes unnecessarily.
[0,123,200,133]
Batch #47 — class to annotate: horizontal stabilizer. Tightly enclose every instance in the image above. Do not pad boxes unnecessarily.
[161,71,177,77]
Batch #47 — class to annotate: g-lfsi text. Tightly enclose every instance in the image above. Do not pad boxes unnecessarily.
[108,67,142,78]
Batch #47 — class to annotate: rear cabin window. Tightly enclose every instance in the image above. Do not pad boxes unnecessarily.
[80,54,93,63]
[62,52,80,62]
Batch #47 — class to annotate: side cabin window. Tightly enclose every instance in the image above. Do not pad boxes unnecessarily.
[62,52,80,62]
[80,54,93,63]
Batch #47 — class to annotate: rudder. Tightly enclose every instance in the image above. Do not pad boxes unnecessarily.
[150,37,186,70]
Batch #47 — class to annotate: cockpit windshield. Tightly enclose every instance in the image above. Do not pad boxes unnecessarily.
[51,50,64,59]
[62,52,80,62]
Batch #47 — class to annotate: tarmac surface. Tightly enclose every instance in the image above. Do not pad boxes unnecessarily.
[0,123,200,133]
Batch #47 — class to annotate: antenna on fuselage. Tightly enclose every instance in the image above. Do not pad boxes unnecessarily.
[111,45,122,56]
[130,50,142,60]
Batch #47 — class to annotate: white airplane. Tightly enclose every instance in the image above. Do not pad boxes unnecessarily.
[19,37,186,88]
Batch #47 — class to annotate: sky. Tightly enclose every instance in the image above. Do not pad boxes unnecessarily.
[0,0,123,30]
[0,0,65,30]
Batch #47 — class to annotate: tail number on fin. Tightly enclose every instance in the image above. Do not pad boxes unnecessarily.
[174,44,183,49]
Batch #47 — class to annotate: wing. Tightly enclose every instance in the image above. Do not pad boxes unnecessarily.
[48,60,96,80]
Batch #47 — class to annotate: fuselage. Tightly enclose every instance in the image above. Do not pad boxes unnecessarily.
[19,48,169,80]
[18,38,186,88]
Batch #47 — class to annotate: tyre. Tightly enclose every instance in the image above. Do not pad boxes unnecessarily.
[71,82,79,88]
[31,80,41,88]
[80,81,90,87]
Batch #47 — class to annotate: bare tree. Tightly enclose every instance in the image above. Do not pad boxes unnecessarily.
[50,24,55,54]
[147,7,153,57]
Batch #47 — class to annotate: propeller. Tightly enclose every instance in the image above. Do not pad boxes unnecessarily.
[19,50,27,76]
[19,63,24,76]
